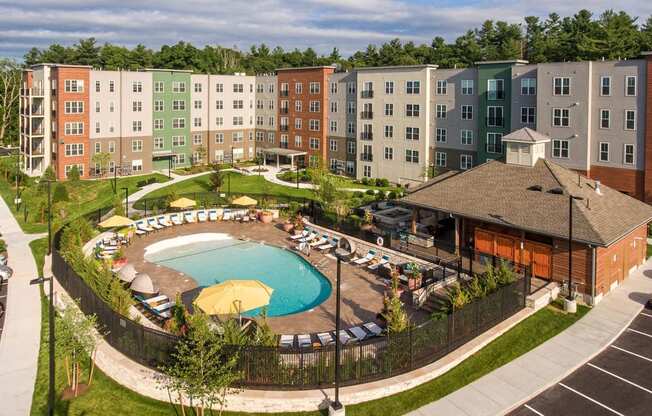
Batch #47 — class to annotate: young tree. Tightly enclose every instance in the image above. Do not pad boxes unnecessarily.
[91,152,111,177]
[113,196,125,217]
[309,160,342,211]
[160,313,241,416]
[67,165,81,182]
[0,59,21,146]
[208,165,224,191]
[52,183,69,203]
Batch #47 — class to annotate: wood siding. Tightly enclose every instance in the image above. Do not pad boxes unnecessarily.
[595,224,647,297]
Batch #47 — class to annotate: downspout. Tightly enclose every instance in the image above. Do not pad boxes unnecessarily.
[590,245,597,306]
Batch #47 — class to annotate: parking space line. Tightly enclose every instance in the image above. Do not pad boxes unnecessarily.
[627,328,652,339]
[641,312,652,319]
[611,345,652,363]
[559,383,625,416]
[587,363,652,394]
[524,404,545,416]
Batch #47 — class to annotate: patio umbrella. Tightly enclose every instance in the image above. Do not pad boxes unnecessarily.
[98,215,134,228]
[194,280,273,316]
[130,272,158,296]
[117,263,138,283]
[169,197,196,209]
[232,196,258,207]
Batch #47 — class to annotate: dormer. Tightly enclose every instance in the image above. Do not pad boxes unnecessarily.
[502,128,551,167]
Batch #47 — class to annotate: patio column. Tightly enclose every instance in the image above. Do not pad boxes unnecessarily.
[411,209,418,234]
[454,215,460,254]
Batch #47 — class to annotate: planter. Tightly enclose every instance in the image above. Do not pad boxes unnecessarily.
[259,211,273,224]
[113,258,127,269]
[282,222,294,233]
[360,223,373,231]
[406,273,422,291]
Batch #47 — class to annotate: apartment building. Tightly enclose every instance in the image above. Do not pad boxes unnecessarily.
[326,71,357,175]
[254,74,278,154]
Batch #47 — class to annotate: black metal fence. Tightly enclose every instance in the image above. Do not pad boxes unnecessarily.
[52,225,527,389]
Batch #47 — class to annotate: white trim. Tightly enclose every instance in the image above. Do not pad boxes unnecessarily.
[524,404,545,416]
[610,345,652,362]
[558,383,625,416]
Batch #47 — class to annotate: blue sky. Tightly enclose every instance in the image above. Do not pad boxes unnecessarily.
[1,0,651,60]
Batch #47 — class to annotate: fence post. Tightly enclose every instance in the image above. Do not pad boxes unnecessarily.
[458,258,462,279]
[409,326,414,370]
[492,254,496,269]
[144,199,147,217]
[470,249,474,276]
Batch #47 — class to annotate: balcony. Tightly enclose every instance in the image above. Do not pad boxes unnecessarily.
[360,132,373,140]
[361,90,374,99]
[30,127,45,136]
[280,90,289,97]
[20,87,45,97]
[486,117,504,127]
[31,107,44,116]
[280,107,289,114]
[360,153,373,162]
[360,111,373,120]
[280,125,289,132]
[31,147,44,156]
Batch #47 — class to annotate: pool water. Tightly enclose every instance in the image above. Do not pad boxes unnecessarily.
[144,235,332,317]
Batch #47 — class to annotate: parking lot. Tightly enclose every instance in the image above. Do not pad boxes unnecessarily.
[509,304,652,416]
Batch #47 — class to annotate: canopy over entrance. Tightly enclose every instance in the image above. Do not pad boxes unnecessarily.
[260,148,307,169]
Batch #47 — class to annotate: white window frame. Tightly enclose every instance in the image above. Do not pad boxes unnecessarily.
[623,144,635,165]
[552,139,569,159]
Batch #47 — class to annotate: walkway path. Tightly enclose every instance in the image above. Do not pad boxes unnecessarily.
[407,259,652,416]
[0,198,46,416]
[125,170,212,208]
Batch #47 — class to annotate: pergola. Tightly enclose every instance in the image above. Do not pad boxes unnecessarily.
[261,147,307,169]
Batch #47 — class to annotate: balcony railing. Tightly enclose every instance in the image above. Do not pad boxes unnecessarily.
[21,87,45,97]
[361,90,374,99]
[280,90,289,97]
[280,125,289,132]
[360,132,373,140]
[360,153,373,162]
[31,147,44,155]
[280,107,289,114]
[486,117,504,127]
[360,111,373,120]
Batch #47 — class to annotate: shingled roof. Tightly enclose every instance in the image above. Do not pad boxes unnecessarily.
[401,159,652,246]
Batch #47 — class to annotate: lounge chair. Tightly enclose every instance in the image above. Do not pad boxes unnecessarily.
[297,334,311,348]
[279,334,294,348]
[208,209,218,221]
[290,230,310,240]
[300,231,319,243]
[183,211,196,223]
[197,210,208,222]
[353,250,376,265]
[157,215,173,227]
[153,301,174,313]
[222,210,233,221]
[147,218,164,230]
[135,220,153,233]
[338,330,352,345]
[317,332,334,346]
[317,237,339,251]
[135,228,146,236]
[170,214,182,225]
[349,326,368,341]
[142,294,168,307]
[309,234,329,248]
[368,255,391,271]
[363,322,383,337]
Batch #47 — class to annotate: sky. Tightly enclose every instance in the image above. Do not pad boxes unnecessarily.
[1,0,651,60]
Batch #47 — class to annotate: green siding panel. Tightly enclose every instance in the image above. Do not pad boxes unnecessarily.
[477,64,513,164]
[152,71,191,170]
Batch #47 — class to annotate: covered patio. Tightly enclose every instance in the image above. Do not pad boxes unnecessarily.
[261,147,307,169]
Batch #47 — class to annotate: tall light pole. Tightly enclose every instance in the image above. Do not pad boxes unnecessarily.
[565,194,584,313]
[122,187,129,218]
[30,275,54,416]
[47,180,52,255]
[331,248,347,414]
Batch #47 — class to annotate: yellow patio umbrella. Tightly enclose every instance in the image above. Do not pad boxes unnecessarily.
[98,215,134,228]
[232,195,258,206]
[195,280,273,316]
[169,197,196,209]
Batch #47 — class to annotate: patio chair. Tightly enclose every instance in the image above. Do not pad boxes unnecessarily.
[183,211,196,223]
[135,228,146,236]
[349,326,368,341]
[317,332,335,346]
[222,210,233,221]
[208,209,218,221]
[353,250,377,265]
[141,294,169,307]
[279,334,294,348]
[170,214,183,225]
[197,210,208,222]
[156,215,171,227]
[338,330,353,345]
[300,231,319,243]
[135,220,154,233]
[317,237,339,251]
[368,254,391,271]
[309,234,329,248]
[297,334,312,348]
[147,218,164,230]
[290,229,310,240]
[363,322,383,337]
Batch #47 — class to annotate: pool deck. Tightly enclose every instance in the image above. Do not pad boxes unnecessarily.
[124,220,428,335]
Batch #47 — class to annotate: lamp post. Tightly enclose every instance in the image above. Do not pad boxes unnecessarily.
[296,162,300,190]
[46,179,52,255]
[14,149,20,211]
[565,194,584,313]
[31,275,54,416]
[330,248,347,415]
[168,157,172,179]
[121,187,129,218]
[113,165,117,194]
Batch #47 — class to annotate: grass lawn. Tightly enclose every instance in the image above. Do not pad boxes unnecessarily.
[28,297,588,416]
[0,174,169,234]
[29,237,48,277]
[647,244,652,259]
[276,171,399,192]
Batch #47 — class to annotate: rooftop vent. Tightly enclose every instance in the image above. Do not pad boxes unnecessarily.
[528,185,543,192]
[548,187,564,195]
[595,180,602,195]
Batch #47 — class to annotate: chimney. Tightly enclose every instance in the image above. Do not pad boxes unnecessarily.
[595,180,602,195]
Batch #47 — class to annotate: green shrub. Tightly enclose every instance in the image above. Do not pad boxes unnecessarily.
[353,191,363,198]
[365,189,375,196]
[375,178,389,187]
[67,165,81,182]
[52,183,69,203]
[0,239,6,253]
[361,177,370,186]
[387,191,397,200]
[136,180,147,187]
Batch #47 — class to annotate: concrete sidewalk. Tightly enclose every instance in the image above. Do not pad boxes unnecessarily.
[126,170,212,206]
[0,198,45,416]
[407,259,652,416]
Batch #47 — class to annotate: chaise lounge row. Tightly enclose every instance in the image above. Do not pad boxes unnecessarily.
[279,321,384,349]
[133,208,256,236]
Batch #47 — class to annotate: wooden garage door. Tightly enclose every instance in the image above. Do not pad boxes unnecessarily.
[475,229,494,255]
[523,242,551,279]
[495,235,516,261]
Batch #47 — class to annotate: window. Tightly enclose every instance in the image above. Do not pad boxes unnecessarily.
[309,137,320,150]
[384,103,393,116]
[521,107,536,124]
[233,116,243,126]
[215,100,223,110]
[64,164,84,177]
[194,83,202,93]
[330,82,338,94]
[625,110,636,130]
[625,76,637,96]
[460,154,473,170]
[232,131,244,142]
[132,120,142,132]
[461,105,473,120]
[172,136,186,147]
[384,147,393,160]
[64,122,83,135]
[64,79,84,92]
[309,100,320,112]
[154,100,164,112]
[330,120,337,133]
[624,144,635,165]
[172,81,186,93]
[600,109,610,129]
[309,119,320,131]
[406,80,420,94]
[385,81,394,94]
[435,152,446,167]
[109,101,115,112]
[95,122,100,134]
[599,142,610,162]
[406,104,420,117]
[347,82,356,94]
[154,119,164,130]
[309,82,320,94]
[363,165,371,178]
[172,118,185,129]
[552,108,569,127]
[461,79,474,95]
[174,153,186,165]
[328,102,337,113]
[436,128,447,143]
[95,81,100,92]
[347,102,356,115]
[269,116,275,126]
[194,100,202,109]
[553,77,570,96]
[154,81,164,93]
[94,142,101,153]
[486,132,502,154]
[461,129,473,145]
[132,81,142,93]
[295,83,303,94]
[215,116,223,126]
[552,139,569,158]
[132,140,143,152]
[328,139,337,152]
[405,127,419,140]
[64,143,84,156]
[215,83,223,93]
[173,100,186,111]
[193,117,202,127]
[295,100,303,112]
[230,99,242,110]
[109,81,115,92]
[405,149,419,163]
[64,101,84,114]
[347,141,355,155]
[215,133,224,144]
[256,116,264,126]
[347,122,355,135]
[487,79,504,100]
[108,141,115,153]
[436,104,447,119]
[294,118,302,129]
[95,101,100,113]
[487,106,504,127]
[153,137,164,149]
[521,78,536,95]
[384,125,393,139]
[436,80,447,95]
[256,131,264,142]
[132,101,142,112]
[600,76,611,96]
[108,161,115,173]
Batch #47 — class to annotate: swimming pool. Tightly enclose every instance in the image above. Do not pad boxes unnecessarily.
[144,234,332,317]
